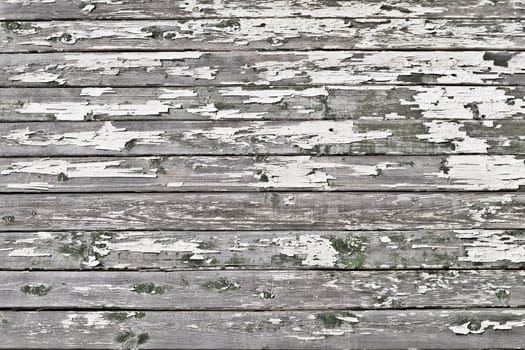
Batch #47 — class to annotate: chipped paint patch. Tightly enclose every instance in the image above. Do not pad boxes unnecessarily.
[272,235,338,267]
[457,230,525,263]
[416,120,489,153]
[429,155,525,190]
[80,87,115,97]
[15,100,179,121]
[3,122,166,151]
[1,159,156,178]
[184,120,391,151]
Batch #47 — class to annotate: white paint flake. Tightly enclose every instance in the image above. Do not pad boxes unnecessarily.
[273,234,338,267]
[9,71,65,85]
[449,319,525,335]
[219,87,328,104]
[80,88,115,97]
[416,120,490,153]
[3,122,166,151]
[105,237,219,255]
[409,86,525,119]
[457,230,525,263]
[184,120,391,150]
[1,159,156,178]
[429,155,525,190]
[16,100,179,120]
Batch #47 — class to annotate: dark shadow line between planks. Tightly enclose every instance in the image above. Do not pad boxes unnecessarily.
[1,267,524,272]
[0,153,523,158]
[2,83,525,89]
[0,190,521,195]
[0,306,524,312]
[3,16,525,21]
[0,189,522,195]
[5,47,525,54]
[1,227,523,233]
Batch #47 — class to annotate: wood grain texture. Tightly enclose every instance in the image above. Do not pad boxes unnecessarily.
[1,270,523,309]
[0,120,523,156]
[2,229,524,270]
[0,193,522,231]
[0,155,524,192]
[1,309,524,349]
[1,0,524,20]
[4,19,525,53]
[1,51,525,87]
[2,86,525,122]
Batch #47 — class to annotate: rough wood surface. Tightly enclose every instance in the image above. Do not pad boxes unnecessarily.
[2,1,525,348]
[0,193,522,231]
[0,309,524,349]
[0,155,524,192]
[1,229,524,270]
[2,86,525,122]
[2,51,525,87]
[4,19,525,53]
[1,0,524,20]
[0,120,523,156]
[1,270,523,309]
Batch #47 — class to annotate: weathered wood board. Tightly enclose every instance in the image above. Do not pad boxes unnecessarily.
[0,193,523,231]
[2,86,525,122]
[2,51,525,87]
[2,0,524,20]
[0,120,523,156]
[2,0,525,349]
[1,270,523,309]
[0,155,524,192]
[1,229,524,270]
[4,19,525,53]
[1,309,525,349]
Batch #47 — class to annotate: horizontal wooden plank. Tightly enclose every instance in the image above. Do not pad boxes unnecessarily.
[0,193,522,231]
[0,120,523,156]
[0,309,524,349]
[1,270,524,309]
[1,51,525,87]
[1,229,524,270]
[2,86,525,122]
[1,0,524,20]
[0,155,524,192]
[4,19,525,53]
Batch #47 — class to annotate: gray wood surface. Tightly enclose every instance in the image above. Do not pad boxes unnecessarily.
[0,155,524,192]
[1,0,524,19]
[2,86,525,121]
[0,309,524,349]
[1,51,525,87]
[2,0,525,348]
[1,270,523,309]
[0,193,523,231]
[0,120,523,156]
[3,19,525,53]
[1,229,523,270]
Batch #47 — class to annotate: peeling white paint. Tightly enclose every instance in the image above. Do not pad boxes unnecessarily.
[8,247,51,257]
[184,120,392,150]
[219,87,328,104]
[9,71,65,85]
[3,122,166,151]
[457,230,525,263]
[416,120,489,153]
[429,155,525,190]
[273,234,338,267]
[409,86,525,119]
[106,237,219,255]
[15,100,180,120]
[449,318,525,335]
[80,88,115,97]
[1,158,156,178]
